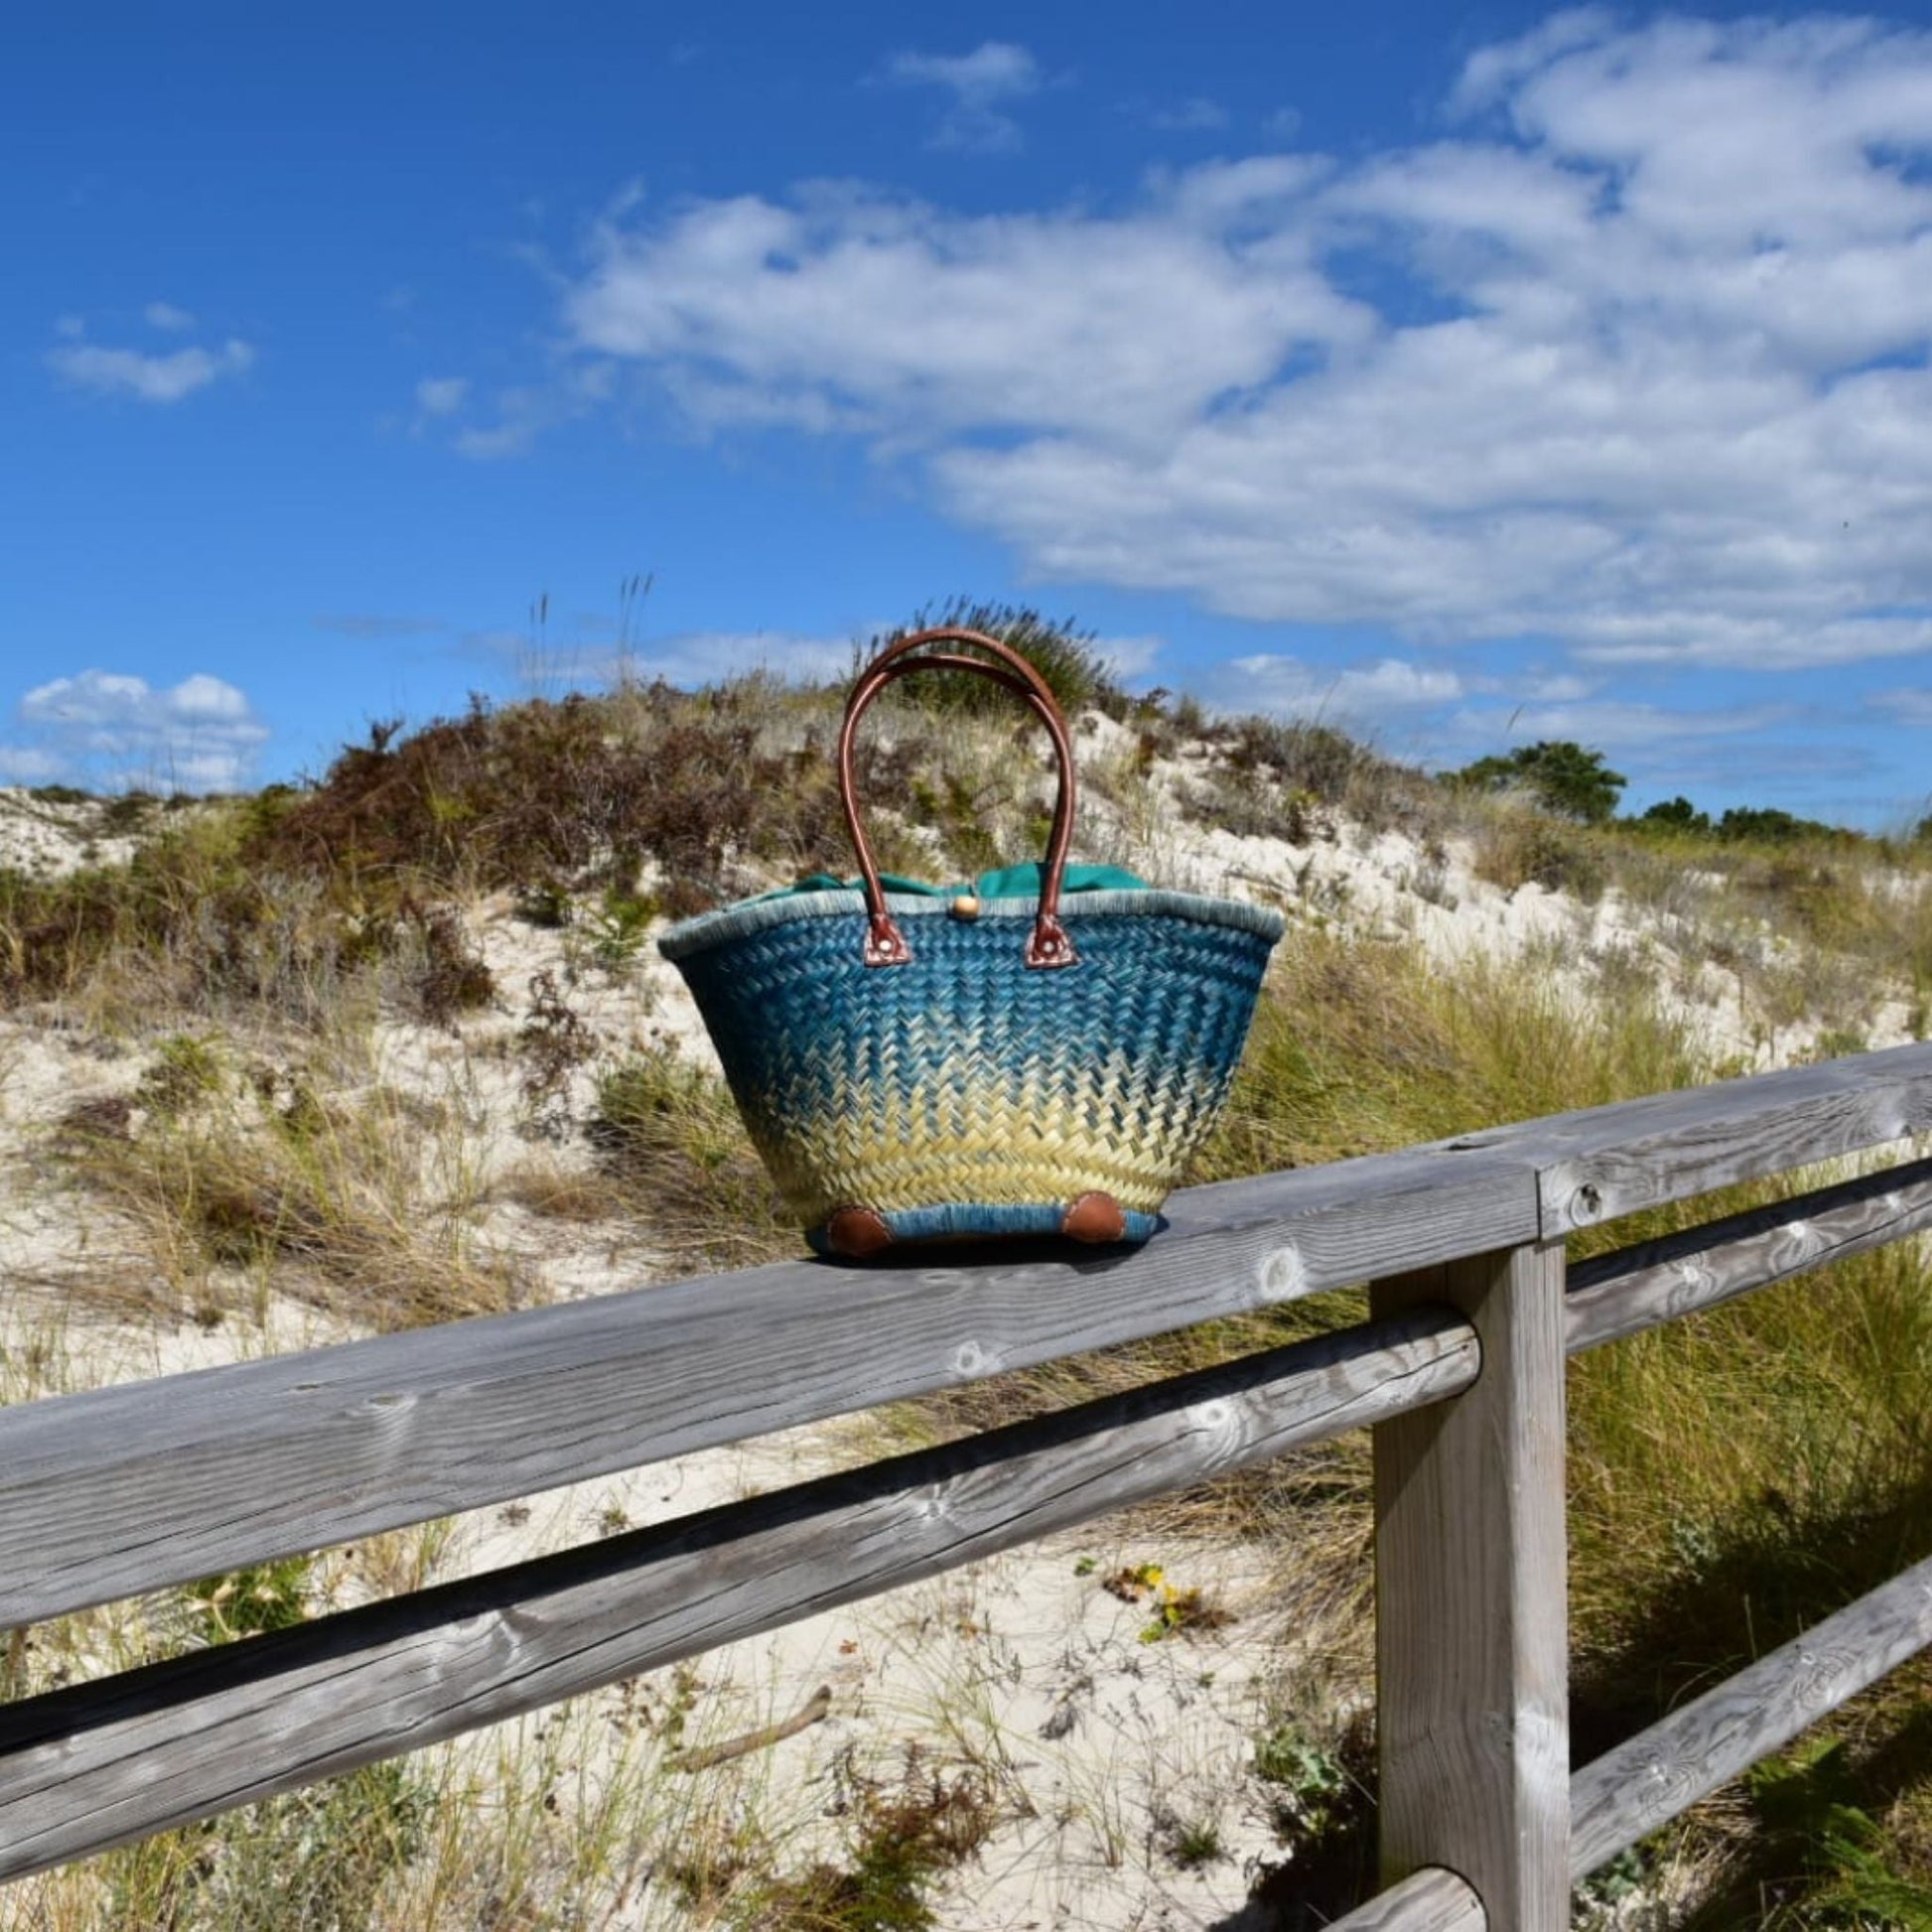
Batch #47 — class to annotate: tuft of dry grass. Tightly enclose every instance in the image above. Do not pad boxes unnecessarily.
[1467,798,1611,900]
[57,1037,526,1330]
[591,1046,800,1275]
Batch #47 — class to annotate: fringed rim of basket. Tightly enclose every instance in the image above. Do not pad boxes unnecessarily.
[657,888,1286,962]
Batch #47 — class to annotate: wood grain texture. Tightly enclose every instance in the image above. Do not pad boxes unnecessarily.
[1531,1040,1932,1233]
[1567,1156,1932,1351]
[0,1308,1477,1878]
[9,1044,1931,1631]
[1373,1242,1571,1932]
[1322,1866,1486,1932]
[1570,1553,1932,1879]
[0,1143,1532,1629]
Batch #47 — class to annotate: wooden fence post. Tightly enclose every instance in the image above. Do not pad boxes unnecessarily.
[1372,1239,1570,1929]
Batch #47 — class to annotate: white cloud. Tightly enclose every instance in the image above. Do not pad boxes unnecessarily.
[453,419,538,461]
[1877,687,1932,728]
[144,301,195,332]
[618,630,858,687]
[1091,633,1163,681]
[1449,8,1617,115]
[415,375,469,416]
[1207,653,1464,725]
[14,669,269,790]
[554,15,1932,677]
[446,377,596,460]
[567,171,1366,449]
[879,41,1040,152]
[48,336,254,404]
[1452,697,1791,751]
[0,746,66,784]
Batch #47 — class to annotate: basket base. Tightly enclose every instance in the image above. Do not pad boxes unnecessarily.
[810,1196,1159,1258]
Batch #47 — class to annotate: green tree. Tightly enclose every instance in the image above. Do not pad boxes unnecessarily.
[1718,805,1840,844]
[1452,741,1627,825]
[1637,796,1711,834]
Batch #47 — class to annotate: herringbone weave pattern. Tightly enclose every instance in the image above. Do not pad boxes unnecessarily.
[661,889,1282,1250]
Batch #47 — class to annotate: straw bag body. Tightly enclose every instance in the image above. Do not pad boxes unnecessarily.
[657,628,1283,1257]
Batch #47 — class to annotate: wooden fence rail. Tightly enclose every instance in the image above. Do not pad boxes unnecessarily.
[6,1041,1932,1920]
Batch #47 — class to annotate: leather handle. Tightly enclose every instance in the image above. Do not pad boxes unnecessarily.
[838,627,1080,968]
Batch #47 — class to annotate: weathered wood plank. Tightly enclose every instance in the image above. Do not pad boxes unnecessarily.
[1322,1867,1486,1932]
[1373,1242,1570,1931]
[8,1042,1931,1630]
[1567,1156,1932,1351]
[1531,1040,1932,1233]
[0,1308,1477,1878]
[1570,1553,1932,1879]
[0,1145,1532,1629]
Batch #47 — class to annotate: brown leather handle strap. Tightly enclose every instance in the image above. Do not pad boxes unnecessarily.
[838,627,1080,969]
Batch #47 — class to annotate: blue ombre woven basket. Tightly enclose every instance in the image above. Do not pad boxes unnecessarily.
[657,629,1283,1257]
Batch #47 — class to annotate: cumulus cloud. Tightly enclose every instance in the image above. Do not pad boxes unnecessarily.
[143,301,195,332]
[48,334,255,404]
[557,14,1932,680]
[567,167,1365,449]
[1090,633,1164,681]
[11,669,269,790]
[1206,653,1464,724]
[878,41,1041,152]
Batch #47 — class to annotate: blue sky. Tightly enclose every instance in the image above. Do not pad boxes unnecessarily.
[6,3,1932,825]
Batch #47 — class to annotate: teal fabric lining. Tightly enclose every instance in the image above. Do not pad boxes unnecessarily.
[756,861,1149,902]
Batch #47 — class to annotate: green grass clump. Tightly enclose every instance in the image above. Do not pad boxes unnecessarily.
[186,1556,314,1641]
[90,1757,431,1932]
[0,814,487,1028]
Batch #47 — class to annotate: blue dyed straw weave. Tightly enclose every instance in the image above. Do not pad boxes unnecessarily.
[659,888,1283,1251]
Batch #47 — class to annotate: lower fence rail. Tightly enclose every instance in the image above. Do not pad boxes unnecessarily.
[1571,1550,1932,1878]
[1324,1550,1932,1930]
[0,1309,1472,1879]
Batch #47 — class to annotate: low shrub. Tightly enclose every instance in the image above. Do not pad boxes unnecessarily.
[1470,807,1609,900]
[869,598,1131,721]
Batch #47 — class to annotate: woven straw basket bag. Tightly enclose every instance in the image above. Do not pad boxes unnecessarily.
[657,628,1284,1257]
